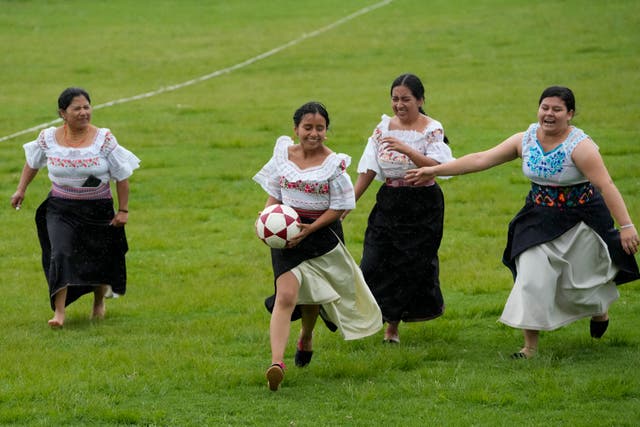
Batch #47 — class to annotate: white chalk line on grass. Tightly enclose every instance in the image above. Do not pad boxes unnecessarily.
[0,0,392,143]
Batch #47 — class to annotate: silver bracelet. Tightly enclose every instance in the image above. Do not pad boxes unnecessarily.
[620,223,635,230]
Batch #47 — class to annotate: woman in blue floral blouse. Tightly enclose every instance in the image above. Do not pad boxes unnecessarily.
[405,86,639,358]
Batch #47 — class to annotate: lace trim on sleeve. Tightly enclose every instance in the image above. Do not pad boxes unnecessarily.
[564,127,592,154]
[99,129,140,181]
[99,130,119,156]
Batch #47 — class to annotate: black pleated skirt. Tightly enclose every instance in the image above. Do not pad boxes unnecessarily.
[35,196,128,310]
[361,183,445,322]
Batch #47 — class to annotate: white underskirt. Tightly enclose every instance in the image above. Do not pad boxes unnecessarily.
[292,243,383,340]
[500,222,619,331]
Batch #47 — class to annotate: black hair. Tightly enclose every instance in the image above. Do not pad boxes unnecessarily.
[538,86,576,113]
[293,101,330,129]
[58,87,91,111]
[391,73,449,144]
[391,73,426,114]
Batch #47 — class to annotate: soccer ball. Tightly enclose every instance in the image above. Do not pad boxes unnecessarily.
[255,204,301,248]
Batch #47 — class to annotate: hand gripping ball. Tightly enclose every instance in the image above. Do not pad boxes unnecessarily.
[255,204,301,248]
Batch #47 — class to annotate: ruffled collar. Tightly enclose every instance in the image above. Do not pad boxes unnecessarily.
[273,136,351,180]
[378,114,441,138]
[42,126,108,154]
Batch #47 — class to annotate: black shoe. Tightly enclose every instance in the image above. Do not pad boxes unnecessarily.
[590,319,609,338]
[294,340,313,367]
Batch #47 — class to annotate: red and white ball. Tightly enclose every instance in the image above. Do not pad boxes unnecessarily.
[255,204,301,249]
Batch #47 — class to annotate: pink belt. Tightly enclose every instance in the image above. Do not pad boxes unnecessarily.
[385,178,434,188]
[51,182,112,200]
[293,208,325,219]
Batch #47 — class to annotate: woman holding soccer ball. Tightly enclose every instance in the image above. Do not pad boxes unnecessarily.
[405,86,640,358]
[10,87,140,328]
[253,101,382,391]
[349,73,454,344]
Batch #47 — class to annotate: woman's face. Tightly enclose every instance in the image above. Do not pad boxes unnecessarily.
[294,113,327,150]
[537,96,573,133]
[391,84,423,121]
[60,95,92,129]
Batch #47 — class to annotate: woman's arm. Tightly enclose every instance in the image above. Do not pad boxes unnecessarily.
[572,139,638,254]
[263,195,281,208]
[354,170,376,202]
[405,132,523,184]
[111,179,130,226]
[341,169,376,221]
[381,136,440,167]
[287,209,343,248]
[11,163,39,209]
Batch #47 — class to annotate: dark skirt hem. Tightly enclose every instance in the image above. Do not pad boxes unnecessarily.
[36,196,128,310]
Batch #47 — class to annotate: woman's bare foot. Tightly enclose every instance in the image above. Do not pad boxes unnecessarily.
[91,285,108,319]
[383,321,400,343]
[511,346,537,359]
[48,316,64,328]
[91,301,106,320]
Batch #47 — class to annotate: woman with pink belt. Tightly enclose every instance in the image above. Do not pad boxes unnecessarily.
[350,73,454,344]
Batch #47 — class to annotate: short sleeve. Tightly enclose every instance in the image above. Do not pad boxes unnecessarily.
[357,116,390,181]
[23,129,49,169]
[102,132,141,181]
[329,156,356,210]
[356,136,382,178]
[253,157,282,201]
[253,136,292,201]
[23,140,47,169]
[426,141,454,165]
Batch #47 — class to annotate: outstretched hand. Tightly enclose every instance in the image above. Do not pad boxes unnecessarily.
[405,167,437,185]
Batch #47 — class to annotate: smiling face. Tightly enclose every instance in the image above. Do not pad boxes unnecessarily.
[391,84,423,122]
[60,95,92,130]
[294,112,327,150]
[537,96,574,134]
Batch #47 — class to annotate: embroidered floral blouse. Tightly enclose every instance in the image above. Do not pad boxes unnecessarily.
[24,127,140,187]
[253,136,356,211]
[521,123,591,186]
[357,114,454,181]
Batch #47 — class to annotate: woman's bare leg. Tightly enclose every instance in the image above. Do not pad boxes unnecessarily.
[521,329,539,357]
[298,305,320,351]
[91,285,108,319]
[48,287,67,327]
[591,312,608,322]
[270,272,299,365]
[384,320,400,343]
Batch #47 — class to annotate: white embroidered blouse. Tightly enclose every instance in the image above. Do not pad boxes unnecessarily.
[253,136,356,211]
[521,123,591,186]
[357,114,454,181]
[23,126,140,187]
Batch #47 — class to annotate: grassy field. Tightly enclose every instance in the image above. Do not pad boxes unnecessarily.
[1,0,639,425]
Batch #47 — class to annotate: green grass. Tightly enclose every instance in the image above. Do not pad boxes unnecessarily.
[1,0,639,425]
